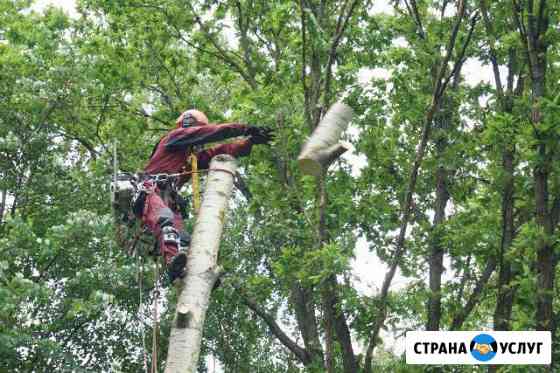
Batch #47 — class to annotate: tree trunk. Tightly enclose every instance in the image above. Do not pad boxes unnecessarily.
[489,149,516,373]
[426,89,453,331]
[316,174,358,372]
[323,297,335,373]
[0,189,6,226]
[526,7,553,333]
[298,102,353,176]
[479,3,522,352]
[322,275,358,373]
[532,74,554,333]
[494,148,516,331]
[427,164,449,331]
[289,282,324,364]
[164,155,237,373]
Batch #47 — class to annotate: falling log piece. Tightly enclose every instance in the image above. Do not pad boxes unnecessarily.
[164,154,237,373]
[298,102,354,176]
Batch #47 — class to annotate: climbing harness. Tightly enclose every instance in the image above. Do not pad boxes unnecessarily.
[112,168,235,223]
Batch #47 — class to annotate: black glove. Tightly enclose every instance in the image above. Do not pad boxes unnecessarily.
[246,126,263,137]
[248,127,274,145]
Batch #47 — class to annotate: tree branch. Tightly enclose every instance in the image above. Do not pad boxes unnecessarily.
[407,0,426,39]
[433,0,467,100]
[55,129,100,159]
[235,0,258,81]
[234,285,312,365]
[188,3,257,90]
[299,0,313,129]
[512,0,534,76]
[451,256,497,329]
[536,0,547,35]
[323,0,360,109]
[112,97,170,126]
[480,0,504,98]
[439,11,479,97]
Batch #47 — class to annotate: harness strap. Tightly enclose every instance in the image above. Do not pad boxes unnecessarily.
[141,167,235,181]
[207,167,237,178]
[136,166,235,217]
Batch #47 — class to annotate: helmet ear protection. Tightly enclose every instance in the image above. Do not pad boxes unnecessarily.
[182,112,196,128]
[176,109,209,128]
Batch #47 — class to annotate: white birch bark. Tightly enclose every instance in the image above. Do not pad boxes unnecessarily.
[298,102,354,176]
[164,154,237,373]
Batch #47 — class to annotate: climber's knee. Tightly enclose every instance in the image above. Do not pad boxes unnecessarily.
[161,225,181,247]
[157,208,175,230]
[157,217,173,228]
[156,207,174,226]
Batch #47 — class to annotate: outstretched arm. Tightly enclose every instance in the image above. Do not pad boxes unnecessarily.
[165,123,250,151]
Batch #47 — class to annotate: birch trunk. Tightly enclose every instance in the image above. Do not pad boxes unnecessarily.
[298,102,353,176]
[164,155,237,373]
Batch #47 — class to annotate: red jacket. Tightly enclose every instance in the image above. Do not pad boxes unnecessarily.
[144,123,253,179]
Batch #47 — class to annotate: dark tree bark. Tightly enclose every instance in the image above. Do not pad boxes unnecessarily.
[322,275,359,373]
[0,189,6,226]
[494,148,516,332]
[426,111,451,332]
[426,61,464,331]
[316,175,358,372]
[290,282,324,364]
[451,257,497,330]
[323,298,335,373]
[512,0,553,333]
[478,3,525,348]
[237,285,312,365]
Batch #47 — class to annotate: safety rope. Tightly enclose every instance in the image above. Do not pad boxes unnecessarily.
[128,226,145,256]
[136,246,162,373]
[151,258,160,373]
[138,256,149,373]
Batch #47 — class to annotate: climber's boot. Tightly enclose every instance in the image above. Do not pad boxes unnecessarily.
[159,225,185,285]
[167,250,187,285]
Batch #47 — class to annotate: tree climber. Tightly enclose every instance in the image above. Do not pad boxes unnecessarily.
[134,109,272,284]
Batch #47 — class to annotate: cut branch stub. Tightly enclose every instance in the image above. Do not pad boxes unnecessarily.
[164,154,237,373]
[298,102,354,176]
